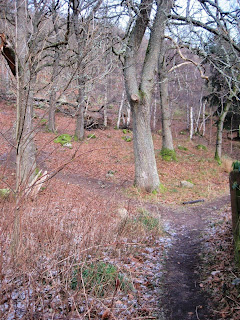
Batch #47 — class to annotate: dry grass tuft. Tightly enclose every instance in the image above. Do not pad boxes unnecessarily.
[221,156,234,173]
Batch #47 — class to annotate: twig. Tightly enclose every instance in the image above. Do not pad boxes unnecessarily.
[81,266,91,320]
[195,305,200,320]
[226,295,240,306]
[182,199,205,205]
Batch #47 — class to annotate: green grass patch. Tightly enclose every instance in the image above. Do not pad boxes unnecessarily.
[196,144,207,151]
[122,129,131,134]
[178,145,188,151]
[0,188,10,198]
[54,134,72,146]
[122,136,132,142]
[160,148,177,161]
[159,183,167,193]
[136,209,161,231]
[71,262,130,297]
[40,118,47,124]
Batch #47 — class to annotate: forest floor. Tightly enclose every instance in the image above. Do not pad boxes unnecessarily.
[0,100,240,319]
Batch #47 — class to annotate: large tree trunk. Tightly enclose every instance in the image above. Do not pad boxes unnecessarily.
[123,0,173,191]
[131,100,160,191]
[158,42,174,151]
[16,0,36,191]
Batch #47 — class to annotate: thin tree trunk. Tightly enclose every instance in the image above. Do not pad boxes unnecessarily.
[75,80,85,140]
[215,101,230,161]
[159,42,174,150]
[202,100,206,136]
[190,106,193,139]
[117,91,125,129]
[152,87,157,131]
[48,55,59,132]
[195,97,202,133]
[48,5,60,132]
[73,0,85,140]
[210,107,213,144]
[104,77,108,127]
[126,102,131,127]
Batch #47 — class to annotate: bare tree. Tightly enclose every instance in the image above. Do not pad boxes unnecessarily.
[169,0,240,159]
[71,0,103,140]
[48,0,62,132]
[115,0,174,192]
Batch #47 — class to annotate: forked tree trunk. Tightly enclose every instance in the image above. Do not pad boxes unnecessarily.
[123,0,173,191]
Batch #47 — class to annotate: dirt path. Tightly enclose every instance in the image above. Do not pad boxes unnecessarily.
[160,196,229,320]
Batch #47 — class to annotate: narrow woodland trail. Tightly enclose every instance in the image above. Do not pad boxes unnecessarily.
[55,170,229,319]
[159,195,229,320]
